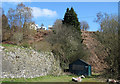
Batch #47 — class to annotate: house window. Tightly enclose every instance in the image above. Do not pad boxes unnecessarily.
[72,65,84,70]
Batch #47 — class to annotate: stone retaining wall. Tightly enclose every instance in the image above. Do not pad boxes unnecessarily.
[1,46,62,78]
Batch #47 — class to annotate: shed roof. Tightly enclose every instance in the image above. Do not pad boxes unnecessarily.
[70,59,90,66]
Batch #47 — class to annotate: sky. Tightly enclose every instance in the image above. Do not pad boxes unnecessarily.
[2,2,118,31]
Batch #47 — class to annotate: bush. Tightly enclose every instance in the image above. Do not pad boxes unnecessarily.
[20,42,30,48]
[10,31,23,45]
[2,29,11,41]
[31,41,51,52]
[46,20,86,69]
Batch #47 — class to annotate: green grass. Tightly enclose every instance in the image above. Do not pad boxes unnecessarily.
[1,43,31,49]
[0,74,102,82]
[2,44,18,47]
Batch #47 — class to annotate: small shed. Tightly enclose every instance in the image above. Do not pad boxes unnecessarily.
[69,59,91,76]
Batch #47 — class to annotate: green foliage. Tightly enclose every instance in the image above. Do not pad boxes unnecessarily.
[63,7,81,32]
[32,41,51,52]
[2,44,17,47]
[10,31,23,45]
[96,30,99,33]
[47,19,86,69]
[20,42,30,48]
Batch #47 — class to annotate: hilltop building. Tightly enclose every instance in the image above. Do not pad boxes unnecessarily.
[29,23,38,30]
[48,25,53,30]
[39,26,47,30]
[29,23,52,31]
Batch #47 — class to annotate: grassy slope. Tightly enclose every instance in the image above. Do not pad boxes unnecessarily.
[1,74,102,82]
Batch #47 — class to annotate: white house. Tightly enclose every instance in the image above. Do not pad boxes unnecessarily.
[48,25,53,30]
[29,23,38,30]
[40,26,47,30]
[29,23,48,31]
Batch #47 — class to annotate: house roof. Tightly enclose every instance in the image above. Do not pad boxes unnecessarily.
[70,59,90,66]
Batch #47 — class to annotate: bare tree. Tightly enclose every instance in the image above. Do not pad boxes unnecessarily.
[7,3,33,29]
[95,12,119,78]
[80,21,89,31]
[7,8,16,27]
[6,3,33,44]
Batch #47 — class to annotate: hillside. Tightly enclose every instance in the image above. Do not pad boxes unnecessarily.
[1,29,109,74]
[81,30,108,73]
[34,30,51,42]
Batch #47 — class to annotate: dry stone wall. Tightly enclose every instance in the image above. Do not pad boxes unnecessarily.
[1,46,62,78]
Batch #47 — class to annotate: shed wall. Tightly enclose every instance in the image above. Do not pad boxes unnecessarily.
[69,59,91,76]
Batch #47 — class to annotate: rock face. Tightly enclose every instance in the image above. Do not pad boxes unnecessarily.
[81,30,108,73]
[1,46,62,78]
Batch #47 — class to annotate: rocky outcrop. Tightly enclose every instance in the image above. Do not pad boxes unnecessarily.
[81,30,108,73]
[1,46,62,78]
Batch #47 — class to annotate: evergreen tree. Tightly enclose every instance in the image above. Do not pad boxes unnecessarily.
[63,7,80,32]
[47,20,86,69]
[41,23,44,27]
[41,23,44,29]
[63,8,70,25]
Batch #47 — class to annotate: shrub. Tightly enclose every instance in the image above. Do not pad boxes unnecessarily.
[31,41,51,52]
[10,31,23,45]
[46,20,86,69]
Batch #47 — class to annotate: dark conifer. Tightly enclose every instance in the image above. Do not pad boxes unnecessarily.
[63,7,81,32]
